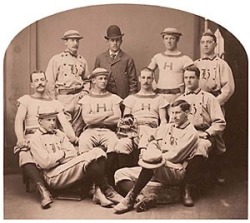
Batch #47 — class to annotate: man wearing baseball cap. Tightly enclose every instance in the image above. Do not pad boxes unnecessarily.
[94,25,138,99]
[148,27,193,105]
[45,29,90,137]
[29,105,123,209]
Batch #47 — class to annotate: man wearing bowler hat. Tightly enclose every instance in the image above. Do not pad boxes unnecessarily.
[94,25,138,99]
[148,27,193,104]
[46,30,90,137]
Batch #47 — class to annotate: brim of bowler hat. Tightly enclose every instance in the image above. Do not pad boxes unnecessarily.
[61,36,83,40]
[138,157,165,169]
[104,34,124,40]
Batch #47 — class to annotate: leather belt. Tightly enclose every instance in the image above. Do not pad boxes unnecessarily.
[156,88,180,94]
[86,124,116,131]
[58,87,83,95]
[137,121,158,128]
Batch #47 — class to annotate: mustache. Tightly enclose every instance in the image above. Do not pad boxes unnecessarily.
[36,84,45,88]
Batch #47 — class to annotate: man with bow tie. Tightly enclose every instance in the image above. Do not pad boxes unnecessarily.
[176,64,226,207]
[29,106,124,209]
[194,30,235,105]
[45,30,90,137]
[94,25,138,99]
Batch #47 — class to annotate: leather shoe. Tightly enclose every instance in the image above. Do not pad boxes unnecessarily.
[93,186,113,208]
[36,182,53,209]
[103,185,124,204]
[183,185,194,207]
[134,194,157,212]
[114,190,136,214]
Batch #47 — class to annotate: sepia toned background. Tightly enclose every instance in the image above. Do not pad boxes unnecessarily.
[3,3,248,219]
[4,4,247,174]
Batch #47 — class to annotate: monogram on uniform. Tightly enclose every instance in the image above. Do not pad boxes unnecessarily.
[164,62,173,70]
[96,103,107,112]
[141,103,151,111]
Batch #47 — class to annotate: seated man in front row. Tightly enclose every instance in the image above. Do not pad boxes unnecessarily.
[78,68,122,186]
[113,100,200,214]
[29,107,123,209]
[115,67,169,168]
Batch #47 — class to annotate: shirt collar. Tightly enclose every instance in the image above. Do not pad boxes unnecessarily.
[174,120,190,129]
[64,49,78,57]
[109,50,119,57]
[185,87,201,95]
[201,54,217,61]
[39,127,56,135]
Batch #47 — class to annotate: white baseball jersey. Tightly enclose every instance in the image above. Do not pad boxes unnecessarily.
[147,121,198,164]
[78,92,122,115]
[46,50,90,97]
[16,95,75,167]
[194,55,235,106]
[148,52,193,89]
[123,94,169,127]
[17,95,63,131]
[177,88,226,136]
[78,92,122,153]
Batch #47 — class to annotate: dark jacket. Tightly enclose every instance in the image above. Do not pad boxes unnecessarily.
[94,50,138,99]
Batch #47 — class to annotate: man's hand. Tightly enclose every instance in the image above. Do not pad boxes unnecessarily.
[16,138,29,148]
[198,131,209,139]
[79,90,89,99]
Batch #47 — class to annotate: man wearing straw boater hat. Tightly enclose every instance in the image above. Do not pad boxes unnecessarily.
[29,105,124,209]
[113,100,200,214]
[94,25,138,99]
[46,30,90,137]
[78,68,125,187]
[147,27,193,105]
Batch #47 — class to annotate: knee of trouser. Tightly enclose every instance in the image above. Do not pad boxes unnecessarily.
[195,139,212,158]
[114,138,134,154]
[92,147,107,159]
[78,133,89,153]
[114,167,131,185]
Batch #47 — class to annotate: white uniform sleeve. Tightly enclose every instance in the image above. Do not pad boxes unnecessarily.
[216,60,235,105]
[158,95,170,109]
[205,96,226,136]
[45,55,58,98]
[123,95,134,109]
[147,54,158,71]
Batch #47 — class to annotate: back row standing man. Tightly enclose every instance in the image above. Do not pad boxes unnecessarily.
[194,30,235,183]
[45,30,90,137]
[148,27,193,105]
[94,25,138,100]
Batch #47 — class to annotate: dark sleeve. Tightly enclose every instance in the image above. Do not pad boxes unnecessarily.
[127,58,138,94]
[94,56,100,69]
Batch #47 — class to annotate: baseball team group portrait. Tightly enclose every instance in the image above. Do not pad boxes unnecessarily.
[3,3,248,220]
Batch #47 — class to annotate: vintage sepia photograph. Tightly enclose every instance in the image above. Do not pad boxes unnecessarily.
[3,1,248,220]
